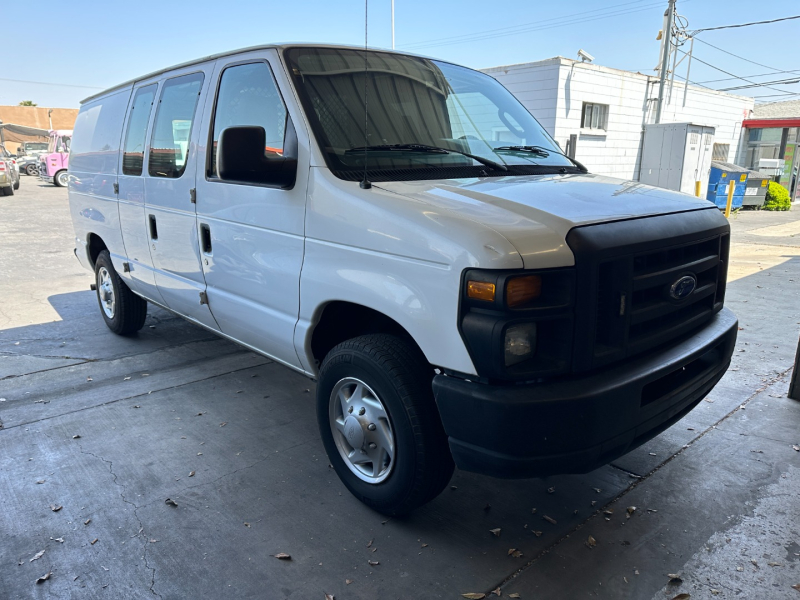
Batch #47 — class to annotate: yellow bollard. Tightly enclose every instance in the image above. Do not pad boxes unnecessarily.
[724,179,734,218]
[695,181,702,197]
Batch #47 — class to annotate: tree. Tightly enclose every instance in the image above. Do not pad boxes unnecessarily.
[18,100,37,106]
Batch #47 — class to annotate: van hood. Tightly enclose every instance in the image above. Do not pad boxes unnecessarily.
[375,173,716,268]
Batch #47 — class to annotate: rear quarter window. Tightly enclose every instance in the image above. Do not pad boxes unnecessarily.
[70,87,131,175]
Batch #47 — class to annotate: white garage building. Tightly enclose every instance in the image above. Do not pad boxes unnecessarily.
[483,57,754,182]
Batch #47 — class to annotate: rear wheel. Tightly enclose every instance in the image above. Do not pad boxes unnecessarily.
[54,170,69,187]
[94,250,147,335]
[25,164,38,176]
[317,334,454,515]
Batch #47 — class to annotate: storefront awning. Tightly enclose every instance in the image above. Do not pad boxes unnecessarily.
[742,118,800,129]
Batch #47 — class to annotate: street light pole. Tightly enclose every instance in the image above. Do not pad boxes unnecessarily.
[655,0,675,124]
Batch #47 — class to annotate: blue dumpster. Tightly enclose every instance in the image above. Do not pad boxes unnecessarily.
[707,161,747,210]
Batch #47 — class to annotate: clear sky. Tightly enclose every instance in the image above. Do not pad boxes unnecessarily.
[2,0,798,109]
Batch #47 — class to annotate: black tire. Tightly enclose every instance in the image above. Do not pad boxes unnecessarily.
[13,180,19,190]
[3,185,13,196]
[54,170,68,187]
[94,250,147,335]
[25,164,38,177]
[317,334,454,515]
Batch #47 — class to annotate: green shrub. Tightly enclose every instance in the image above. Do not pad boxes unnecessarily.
[763,181,791,211]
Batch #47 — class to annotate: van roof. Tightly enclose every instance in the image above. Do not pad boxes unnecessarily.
[80,43,434,104]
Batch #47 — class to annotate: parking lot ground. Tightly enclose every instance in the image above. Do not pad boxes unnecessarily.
[1,180,799,599]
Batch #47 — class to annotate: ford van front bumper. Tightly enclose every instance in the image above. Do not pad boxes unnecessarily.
[432,307,737,479]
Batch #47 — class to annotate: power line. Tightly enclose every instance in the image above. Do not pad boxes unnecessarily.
[678,50,798,97]
[696,69,800,85]
[0,77,104,90]
[692,38,786,73]
[719,77,800,92]
[691,14,800,35]
[402,1,670,50]
[401,0,657,49]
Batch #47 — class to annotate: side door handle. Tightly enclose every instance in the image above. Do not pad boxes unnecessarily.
[200,224,212,254]
[148,214,158,240]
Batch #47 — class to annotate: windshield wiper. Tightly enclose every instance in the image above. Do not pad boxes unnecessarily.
[494,145,587,172]
[345,143,508,172]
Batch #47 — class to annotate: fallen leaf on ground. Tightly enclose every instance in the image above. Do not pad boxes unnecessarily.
[668,573,682,582]
[149,539,158,543]
[543,515,557,525]
[244,523,250,528]
[91,538,98,545]
[133,405,140,409]
[84,519,91,525]
[490,528,501,536]
[367,539,373,548]
[509,594,521,598]
[164,498,178,507]
[751,559,759,567]
[768,562,783,567]
[220,422,227,427]
[793,445,800,452]
[36,480,45,484]
[736,566,743,572]
[368,560,379,566]
[510,550,523,558]
[593,488,602,493]
[585,535,597,549]
[345,579,353,584]
[461,594,486,599]
[626,506,637,518]
[671,595,690,600]
[50,505,62,512]
[421,543,428,548]
[272,553,291,560]
[188,471,195,477]
[72,435,81,439]
[123,377,131,381]
[532,530,542,537]
[791,583,800,592]
[531,508,537,514]
[451,485,458,490]
[30,550,45,562]
[603,509,613,516]
[492,588,501,596]
[52,537,64,543]
[324,594,335,600]
[35,572,51,584]
[86,377,92,382]
[547,487,555,494]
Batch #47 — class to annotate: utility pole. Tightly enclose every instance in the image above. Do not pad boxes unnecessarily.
[655,0,675,124]
[391,0,395,49]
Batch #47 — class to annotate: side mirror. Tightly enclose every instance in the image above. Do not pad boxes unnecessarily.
[217,121,297,189]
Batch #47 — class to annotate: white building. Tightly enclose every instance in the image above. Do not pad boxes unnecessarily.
[483,57,754,182]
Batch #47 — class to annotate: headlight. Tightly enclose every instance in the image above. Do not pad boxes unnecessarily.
[504,323,537,366]
[460,267,575,380]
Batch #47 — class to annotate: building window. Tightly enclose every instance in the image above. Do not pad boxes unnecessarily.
[581,102,608,131]
[712,143,729,162]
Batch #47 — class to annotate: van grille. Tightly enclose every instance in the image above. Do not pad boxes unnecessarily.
[566,210,730,372]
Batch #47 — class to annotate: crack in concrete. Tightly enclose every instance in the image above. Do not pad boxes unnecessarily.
[0,363,266,433]
[487,365,795,596]
[75,442,162,599]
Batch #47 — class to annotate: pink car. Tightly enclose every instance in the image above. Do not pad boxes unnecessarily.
[38,130,72,187]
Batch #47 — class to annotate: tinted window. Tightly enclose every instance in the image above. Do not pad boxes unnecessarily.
[148,72,204,178]
[209,62,287,177]
[122,85,157,176]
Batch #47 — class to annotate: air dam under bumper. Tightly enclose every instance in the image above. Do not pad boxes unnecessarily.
[433,307,737,479]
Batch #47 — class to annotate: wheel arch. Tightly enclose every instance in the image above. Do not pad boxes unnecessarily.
[308,301,428,370]
[86,233,108,269]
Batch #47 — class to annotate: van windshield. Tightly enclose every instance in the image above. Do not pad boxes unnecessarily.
[284,47,575,181]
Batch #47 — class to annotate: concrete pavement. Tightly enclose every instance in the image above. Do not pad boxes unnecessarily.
[1,179,799,599]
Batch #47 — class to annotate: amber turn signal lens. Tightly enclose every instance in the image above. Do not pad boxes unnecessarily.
[506,275,542,307]
[467,280,496,302]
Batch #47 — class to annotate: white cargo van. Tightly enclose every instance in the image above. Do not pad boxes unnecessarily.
[69,44,737,515]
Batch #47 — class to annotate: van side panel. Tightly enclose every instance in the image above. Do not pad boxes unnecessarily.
[69,87,132,272]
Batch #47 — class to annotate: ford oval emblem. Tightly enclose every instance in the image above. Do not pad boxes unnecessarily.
[670,275,697,300]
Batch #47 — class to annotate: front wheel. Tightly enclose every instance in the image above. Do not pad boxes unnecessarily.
[25,164,38,176]
[317,334,454,515]
[2,185,13,196]
[54,169,69,187]
[94,250,147,335]
[13,180,19,190]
